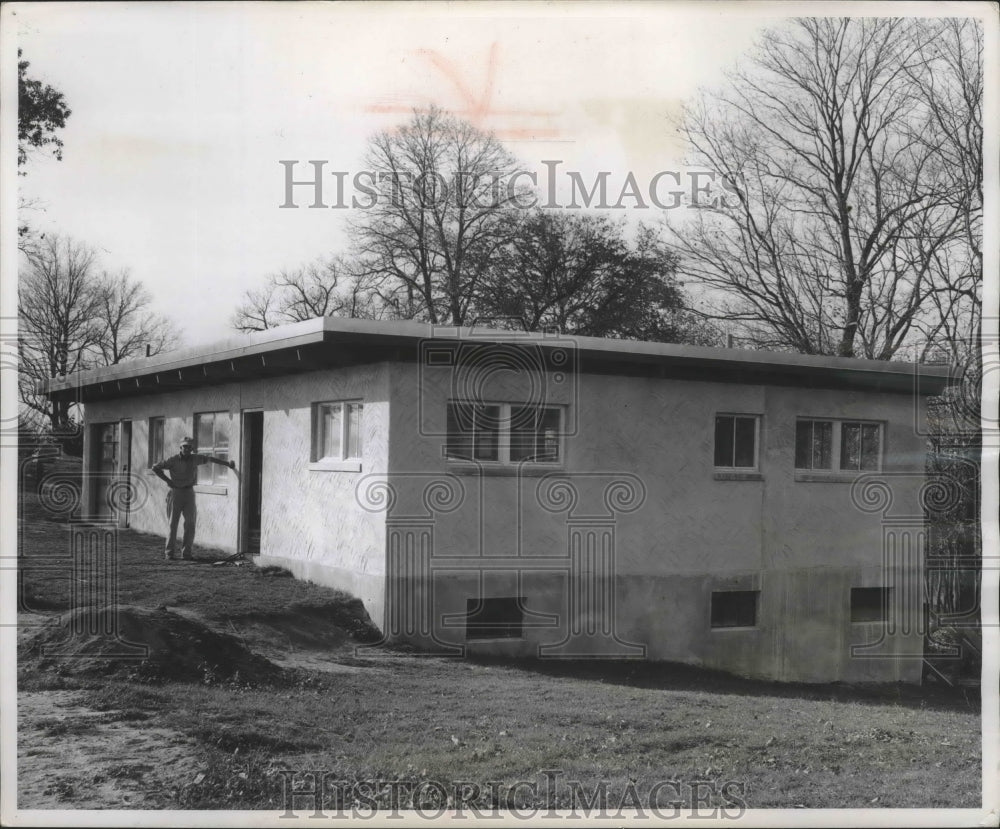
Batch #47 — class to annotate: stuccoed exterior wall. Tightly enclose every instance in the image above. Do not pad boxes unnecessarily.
[250,364,390,624]
[82,364,391,625]
[84,386,241,548]
[385,361,929,683]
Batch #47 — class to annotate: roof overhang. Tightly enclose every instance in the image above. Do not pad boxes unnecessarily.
[37,317,956,404]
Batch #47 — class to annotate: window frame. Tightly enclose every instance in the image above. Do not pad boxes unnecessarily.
[710,590,760,630]
[193,411,231,486]
[147,416,165,469]
[445,401,565,468]
[310,400,364,471]
[713,413,761,472]
[795,418,884,474]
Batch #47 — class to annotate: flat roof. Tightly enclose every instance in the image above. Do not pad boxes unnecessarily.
[38,316,955,402]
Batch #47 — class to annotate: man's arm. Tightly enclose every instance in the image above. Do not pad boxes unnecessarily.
[206,455,236,470]
[151,459,175,488]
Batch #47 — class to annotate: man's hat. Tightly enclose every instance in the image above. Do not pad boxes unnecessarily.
[180,437,194,447]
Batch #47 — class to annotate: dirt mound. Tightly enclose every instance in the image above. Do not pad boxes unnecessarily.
[238,598,383,646]
[19,605,284,686]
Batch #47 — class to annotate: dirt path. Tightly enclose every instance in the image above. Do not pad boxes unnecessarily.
[17,690,204,809]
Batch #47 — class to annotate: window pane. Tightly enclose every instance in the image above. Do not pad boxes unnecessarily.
[323,404,342,459]
[445,403,473,460]
[733,417,756,468]
[508,405,536,462]
[346,403,363,459]
[536,407,561,462]
[851,587,889,623]
[466,597,525,640]
[814,421,832,469]
[473,405,500,461]
[860,424,880,470]
[711,591,758,627]
[714,416,734,467]
[794,421,812,469]
[841,423,861,470]
[214,415,230,454]
[196,414,213,450]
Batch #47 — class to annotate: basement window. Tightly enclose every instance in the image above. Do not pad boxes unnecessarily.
[714,414,759,469]
[465,597,525,640]
[851,587,891,623]
[148,416,165,468]
[194,411,230,485]
[446,402,562,465]
[710,591,758,629]
[796,419,882,472]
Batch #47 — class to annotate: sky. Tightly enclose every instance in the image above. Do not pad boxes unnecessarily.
[5,1,994,348]
[7,1,774,347]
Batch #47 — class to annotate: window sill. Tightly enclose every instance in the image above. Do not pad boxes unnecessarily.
[794,472,866,483]
[194,485,228,495]
[713,471,763,481]
[710,626,759,632]
[309,459,363,473]
[447,462,563,477]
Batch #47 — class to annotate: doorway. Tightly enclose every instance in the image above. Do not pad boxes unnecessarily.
[119,420,132,527]
[91,422,119,520]
[240,411,264,554]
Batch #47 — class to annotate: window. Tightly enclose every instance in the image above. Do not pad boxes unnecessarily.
[711,591,758,628]
[795,420,882,472]
[465,597,524,640]
[446,402,562,465]
[148,417,165,468]
[851,587,891,623]
[194,411,230,485]
[714,415,759,469]
[313,401,363,462]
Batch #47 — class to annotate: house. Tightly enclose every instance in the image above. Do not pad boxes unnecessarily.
[37,317,954,683]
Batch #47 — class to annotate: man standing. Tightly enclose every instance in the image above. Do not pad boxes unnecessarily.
[152,436,236,561]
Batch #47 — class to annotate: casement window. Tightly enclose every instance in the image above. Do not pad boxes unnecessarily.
[312,401,364,462]
[710,590,759,628]
[795,420,882,472]
[851,587,891,623]
[194,411,230,485]
[446,402,562,465]
[148,416,165,468]
[465,597,525,640]
[713,415,759,469]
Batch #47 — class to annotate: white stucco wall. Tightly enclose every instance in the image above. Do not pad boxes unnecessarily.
[82,363,391,625]
[384,360,930,682]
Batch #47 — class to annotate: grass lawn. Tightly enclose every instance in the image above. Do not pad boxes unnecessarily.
[16,493,982,811]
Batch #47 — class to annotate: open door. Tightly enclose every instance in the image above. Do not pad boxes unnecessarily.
[240,411,264,555]
[91,422,119,520]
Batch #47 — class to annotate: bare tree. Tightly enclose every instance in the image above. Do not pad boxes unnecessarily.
[908,18,983,362]
[350,106,524,325]
[231,257,377,332]
[669,18,978,360]
[19,237,102,432]
[93,269,178,364]
[19,236,178,439]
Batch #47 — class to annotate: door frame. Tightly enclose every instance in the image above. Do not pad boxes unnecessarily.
[119,419,132,528]
[90,421,120,520]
